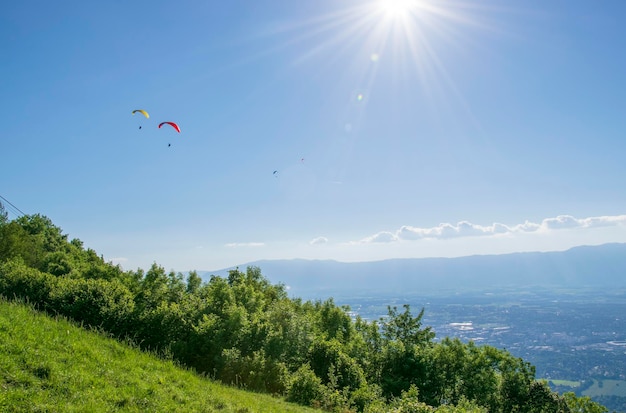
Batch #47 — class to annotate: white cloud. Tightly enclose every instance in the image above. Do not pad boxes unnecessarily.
[539,215,626,231]
[357,214,626,244]
[224,242,265,248]
[310,236,329,245]
[397,221,500,240]
[513,221,541,232]
[360,231,398,243]
[573,215,626,228]
[541,215,580,230]
[492,222,511,234]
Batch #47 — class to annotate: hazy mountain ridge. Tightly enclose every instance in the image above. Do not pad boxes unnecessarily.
[202,243,626,298]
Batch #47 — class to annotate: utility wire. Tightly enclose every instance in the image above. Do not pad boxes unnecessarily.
[0,194,26,218]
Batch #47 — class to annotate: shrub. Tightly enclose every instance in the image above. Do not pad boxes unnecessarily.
[0,259,55,307]
[49,277,135,335]
[286,364,327,407]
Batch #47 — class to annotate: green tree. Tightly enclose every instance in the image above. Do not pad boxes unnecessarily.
[0,222,40,266]
[377,305,434,399]
[286,364,328,408]
[134,263,170,313]
[49,277,135,335]
[382,305,435,347]
[428,337,470,406]
[186,270,202,294]
[526,381,570,413]
[42,250,74,276]
[264,299,313,369]
[426,339,501,409]
[14,214,67,256]
[315,298,353,342]
[0,259,56,306]
[563,392,608,413]
[349,315,384,384]
[309,338,366,392]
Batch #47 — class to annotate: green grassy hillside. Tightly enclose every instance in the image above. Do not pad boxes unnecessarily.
[0,299,319,413]
[583,379,626,398]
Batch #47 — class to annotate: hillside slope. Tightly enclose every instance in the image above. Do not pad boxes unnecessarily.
[0,299,319,413]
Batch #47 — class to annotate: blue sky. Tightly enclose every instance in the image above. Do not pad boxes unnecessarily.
[2,0,626,272]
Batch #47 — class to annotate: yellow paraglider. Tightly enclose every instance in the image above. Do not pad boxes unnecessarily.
[132,109,149,119]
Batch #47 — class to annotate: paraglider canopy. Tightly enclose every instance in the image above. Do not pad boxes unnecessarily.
[132,109,149,119]
[158,122,181,133]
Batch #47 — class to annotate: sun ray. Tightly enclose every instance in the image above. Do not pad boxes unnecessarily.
[228,0,503,136]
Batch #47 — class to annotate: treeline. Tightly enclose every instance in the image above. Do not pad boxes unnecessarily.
[0,209,610,412]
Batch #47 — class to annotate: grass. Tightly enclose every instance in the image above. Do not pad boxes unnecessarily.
[548,379,580,388]
[0,299,320,413]
[583,379,626,398]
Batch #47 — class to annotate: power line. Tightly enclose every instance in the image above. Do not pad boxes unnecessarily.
[0,194,26,218]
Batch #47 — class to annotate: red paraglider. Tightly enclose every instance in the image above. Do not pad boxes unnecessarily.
[158,122,181,133]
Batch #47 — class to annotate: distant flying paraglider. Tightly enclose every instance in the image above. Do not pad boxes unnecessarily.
[132,109,149,129]
[158,122,181,133]
[273,170,278,177]
[158,121,180,148]
[132,109,149,118]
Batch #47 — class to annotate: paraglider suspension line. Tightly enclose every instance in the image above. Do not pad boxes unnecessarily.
[0,194,26,217]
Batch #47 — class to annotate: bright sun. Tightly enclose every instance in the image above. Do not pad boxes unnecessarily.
[377,0,418,18]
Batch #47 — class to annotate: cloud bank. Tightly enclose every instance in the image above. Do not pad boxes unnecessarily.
[356,214,626,244]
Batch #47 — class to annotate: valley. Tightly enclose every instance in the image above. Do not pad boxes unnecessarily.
[334,288,626,412]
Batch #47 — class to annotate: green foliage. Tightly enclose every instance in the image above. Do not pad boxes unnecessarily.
[221,348,289,394]
[350,384,383,412]
[0,212,612,412]
[287,364,328,407]
[0,258,56,306]
[563,392,609,413]
[0,221,42,267]
[382,305,435,347]
[309,339,366,392]
[50,277,136,334]
[365,385,488,413]
[264,299,314,367]
[186,270,202,293]
[386,385,434,413]
[426,339,500,408]
[316,298,354,342]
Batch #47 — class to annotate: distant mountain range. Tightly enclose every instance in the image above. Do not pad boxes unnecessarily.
[199,243,626,299]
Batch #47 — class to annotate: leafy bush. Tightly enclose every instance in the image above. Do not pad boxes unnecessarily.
[0,259,55,306]
[309,338,366,392]
[221,348,289,394]
[287,364,327,407]
[49,277,135,334]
